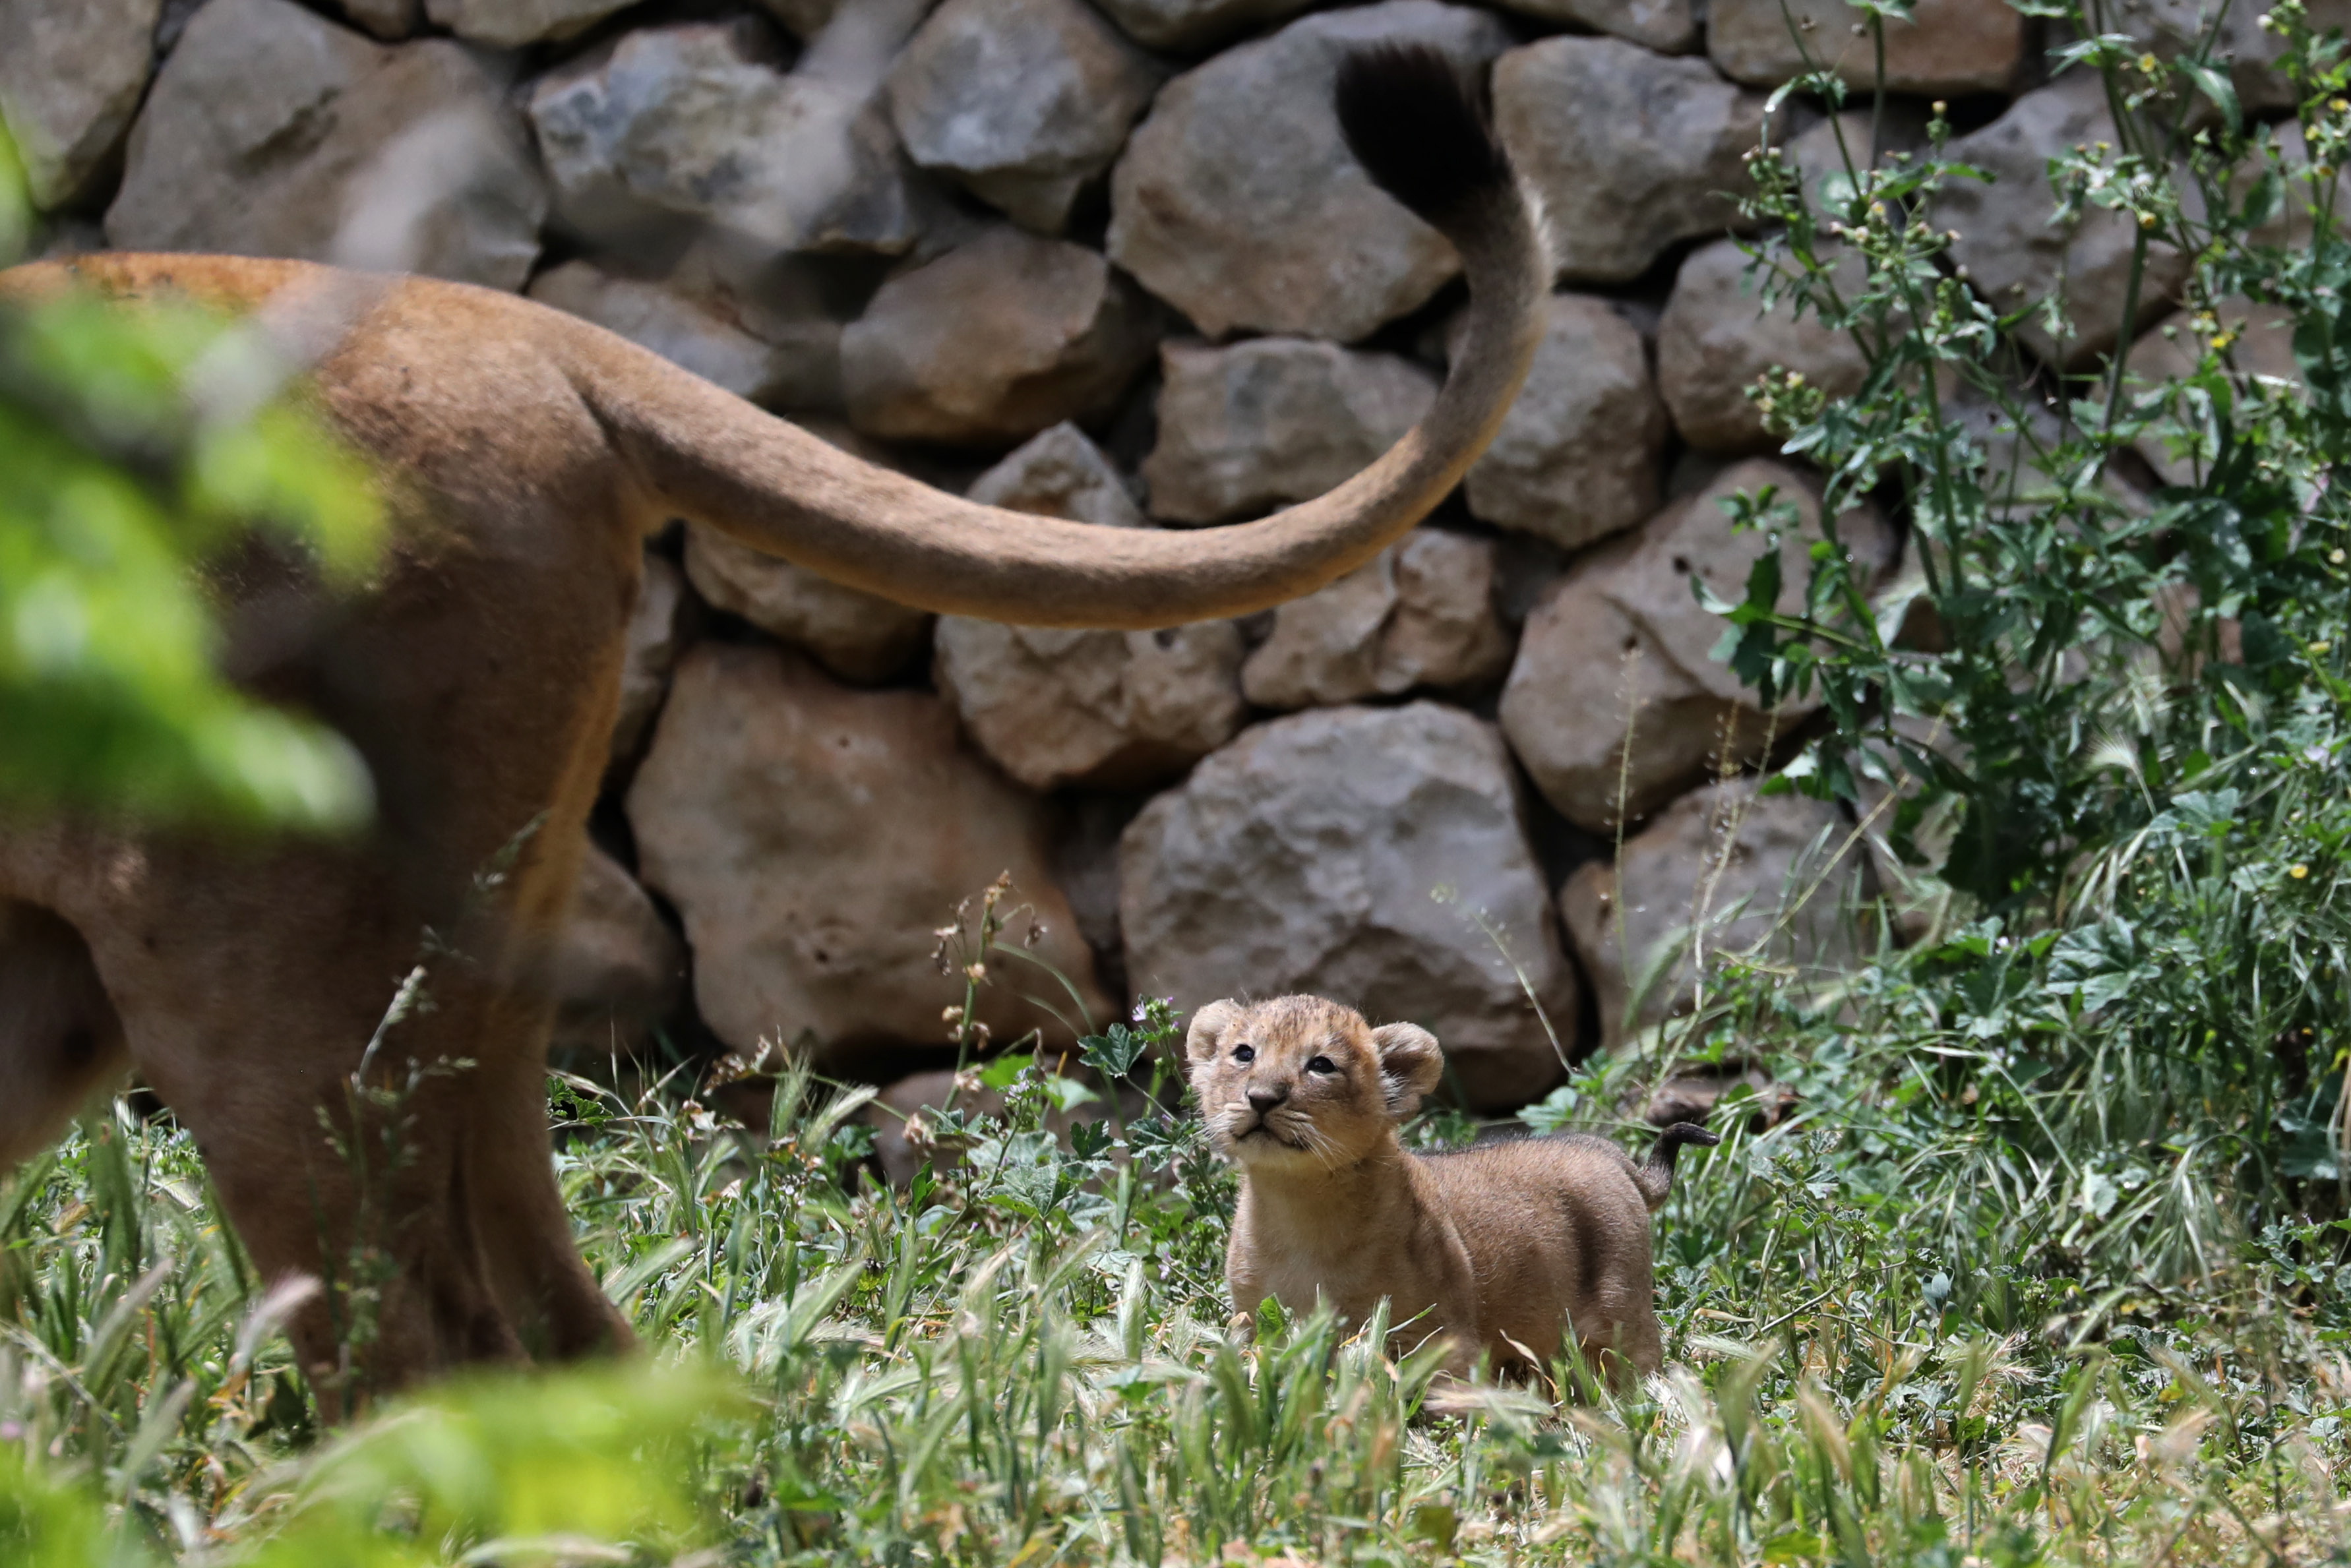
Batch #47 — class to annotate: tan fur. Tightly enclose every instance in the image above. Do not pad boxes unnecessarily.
[1189,996,1701,1385]
[0,140,1545,1410]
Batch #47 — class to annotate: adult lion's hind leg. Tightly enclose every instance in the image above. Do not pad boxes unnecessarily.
[0,901,131,1169]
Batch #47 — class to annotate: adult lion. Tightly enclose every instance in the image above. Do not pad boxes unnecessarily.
[0,47,1547,1408]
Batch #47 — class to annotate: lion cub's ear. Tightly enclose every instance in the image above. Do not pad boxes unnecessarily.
[1371,1022,1443,1117]
[1186,999,1245,1064]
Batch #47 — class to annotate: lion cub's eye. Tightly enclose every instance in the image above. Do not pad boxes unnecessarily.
[1305,1055,1337,1074]
[1231,1043,1256,1063]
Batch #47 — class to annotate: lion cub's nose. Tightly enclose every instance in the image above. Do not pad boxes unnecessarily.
[1246,1087,1288,1114]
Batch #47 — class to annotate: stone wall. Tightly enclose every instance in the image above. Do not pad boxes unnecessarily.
[1,0,2232,1113]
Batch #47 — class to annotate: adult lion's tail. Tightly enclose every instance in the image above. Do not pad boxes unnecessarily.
[574,43,1551,630]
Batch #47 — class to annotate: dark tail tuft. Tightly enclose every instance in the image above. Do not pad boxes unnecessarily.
[1333,44,1513,231]
[1633,1122,1721,1212]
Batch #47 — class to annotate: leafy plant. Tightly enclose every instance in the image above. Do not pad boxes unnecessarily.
[0,127,382,831]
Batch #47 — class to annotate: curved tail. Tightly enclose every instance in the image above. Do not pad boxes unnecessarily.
[569,44,1551,630]
[1633,1122,1721,1213]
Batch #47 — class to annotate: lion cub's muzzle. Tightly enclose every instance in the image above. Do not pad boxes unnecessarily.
[1229,1085,1304,1148]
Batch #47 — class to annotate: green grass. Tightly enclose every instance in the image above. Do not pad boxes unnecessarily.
[6,960,2351,1567]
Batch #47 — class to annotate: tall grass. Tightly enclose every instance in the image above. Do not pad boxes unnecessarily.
[7,979,2351,1566]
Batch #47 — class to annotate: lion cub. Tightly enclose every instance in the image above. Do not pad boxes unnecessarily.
[1188,995,1715,1383]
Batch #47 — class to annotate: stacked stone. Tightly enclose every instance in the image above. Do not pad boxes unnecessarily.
[6,0,2251,1114]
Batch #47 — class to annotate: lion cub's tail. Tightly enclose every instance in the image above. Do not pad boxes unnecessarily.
[1633,1123,1721,1213]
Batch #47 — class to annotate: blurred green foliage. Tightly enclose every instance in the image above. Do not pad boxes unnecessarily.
[0,127,383,832]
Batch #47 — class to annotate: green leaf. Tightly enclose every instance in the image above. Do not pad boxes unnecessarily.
[2178,59,2243,135]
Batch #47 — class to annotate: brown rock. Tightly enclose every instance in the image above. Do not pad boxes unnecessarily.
[1641,1062,1794,1131]
[1560,777,1873,1053]
[863,1065,1121,1184]
[107,0,547,289]
[1142,338,1438,524]
[1499,460,1896,830]
[1848,709,1963,946]
[1459,293,1668,549]
[612,552,687,764]
[628,644,1111,1069]
[1242,529,1511,709]
[756,0,840,38]
[887,0,1163,233]
[1091,0,1317,51]
[685,526,931,686]
[528,260,841,409]
[1495,36,1771,284]
[1120,702,1579,1110]
[548,844,686,1059]
[1105,1,1513,340]
[842,226,1159,446]
[423,0,631,45]
[0,0,161,210]
[2126,299,2300,488]
[330,1,423,40]
[1931,73,2191,370]
[1492,0,1696,53]
[1658,238,1872,454]
[1707,0,2023,94]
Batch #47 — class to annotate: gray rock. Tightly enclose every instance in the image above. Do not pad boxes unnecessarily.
[1242,529,1511,709]
[1142,338,1438,524]
[1941,367,2153,524]
[1495,36,1772,285]
[1658,237,1872,454]
[548,843,686,1059]
[0,0,162,210]
[629,644,1112,1071]
[1931,72,2191,370]
[1707,0,2024,94]
[1458,293,1668,549]
[107,0,546,289]
[424,0,631,45]
[937,424,1242,791]
[888,0,1163,233]
[842,226,1159,446]
[968,421,1149,528]
[1499,460,1895,831]
[1492,0,1696,53]
[1091,0,1318,51]
[528,19,921,256]
[30,217,106,260]
[1106,1,1513,340]
[529,260,842,409]
[685,525,931,686]
[2102,0,2351,115]
[1561,777,1872,1053]
[612,552,687,764]
[1121,702,1578,1110]
[2183,121,2351,252]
